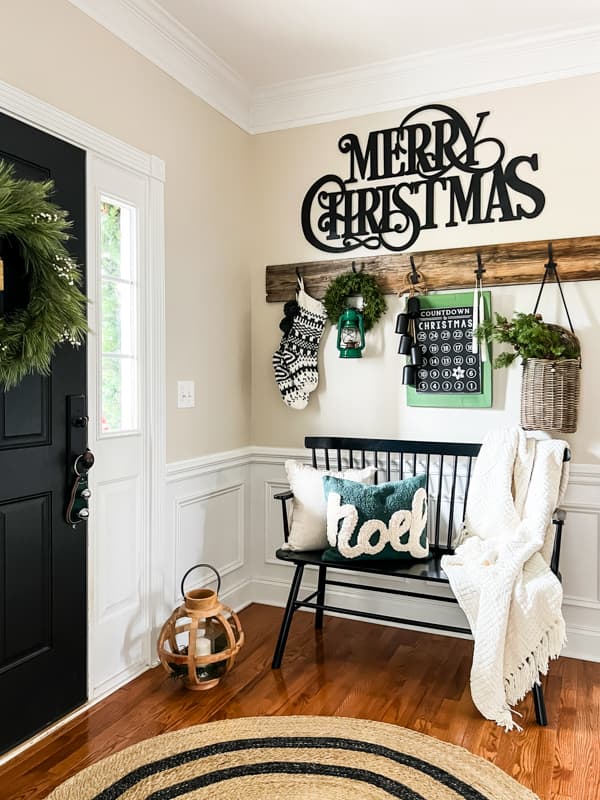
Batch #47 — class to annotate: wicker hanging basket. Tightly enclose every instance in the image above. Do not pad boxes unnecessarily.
[521,244,581,433]
[520,250,581,434]
[520,354,581,434]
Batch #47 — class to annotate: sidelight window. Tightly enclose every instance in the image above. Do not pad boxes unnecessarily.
[99,197,138,433]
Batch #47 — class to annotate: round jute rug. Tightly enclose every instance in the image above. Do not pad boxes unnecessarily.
[47,715,539,799]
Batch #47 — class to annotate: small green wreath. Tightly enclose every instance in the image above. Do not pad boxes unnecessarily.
[0,161,87,389]
[323,271,386,331]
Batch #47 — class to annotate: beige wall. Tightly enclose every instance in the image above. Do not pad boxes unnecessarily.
[2,2,599,464]
[251,75,600,464]
[0,0,252,461]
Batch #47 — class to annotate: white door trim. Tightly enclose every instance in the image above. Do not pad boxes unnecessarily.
[0,80,166,699]
[0,78,164,179]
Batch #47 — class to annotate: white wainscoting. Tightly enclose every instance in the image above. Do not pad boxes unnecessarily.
[160,449,255,661]
[249,448,600,663]
[161,447,600,666]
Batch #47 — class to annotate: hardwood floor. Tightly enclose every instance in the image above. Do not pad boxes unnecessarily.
[1,603,598,799]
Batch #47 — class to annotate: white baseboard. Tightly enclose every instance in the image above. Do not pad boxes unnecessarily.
[251,576,598,661]
[92,662,150,701]
[562,624,600,663]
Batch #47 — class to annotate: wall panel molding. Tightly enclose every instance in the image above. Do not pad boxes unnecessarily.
[174,483,245,602]
[163,452,253,633]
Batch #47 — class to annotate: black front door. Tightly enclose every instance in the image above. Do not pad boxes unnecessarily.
[0,111,87,754]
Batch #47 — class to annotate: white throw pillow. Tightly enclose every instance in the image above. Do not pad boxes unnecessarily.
[282,460,377,551]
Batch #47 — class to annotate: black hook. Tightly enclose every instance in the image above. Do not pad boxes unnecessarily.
[545,242,557,274]
[475,252,486,279]
[409,256,419,284]
[295,267,302,279]
[351,260,364,274]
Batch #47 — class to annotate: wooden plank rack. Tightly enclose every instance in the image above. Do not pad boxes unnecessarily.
[265,234,600,302]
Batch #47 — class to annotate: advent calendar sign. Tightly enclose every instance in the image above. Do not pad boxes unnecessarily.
[415,306,480,393]
[407,291,492,408]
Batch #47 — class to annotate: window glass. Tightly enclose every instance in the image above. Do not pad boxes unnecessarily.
[100,198,137,434]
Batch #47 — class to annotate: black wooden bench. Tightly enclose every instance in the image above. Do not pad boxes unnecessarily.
[272,435,569,727]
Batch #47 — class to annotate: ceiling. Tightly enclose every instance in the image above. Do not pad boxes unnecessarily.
[69,0,600,132]
[158,0,600,88]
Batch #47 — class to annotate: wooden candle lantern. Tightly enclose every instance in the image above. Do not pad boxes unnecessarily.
[157,564,244,691]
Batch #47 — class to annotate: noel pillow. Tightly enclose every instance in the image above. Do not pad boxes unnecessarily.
[322,473,429,563]
[282,460,377,552]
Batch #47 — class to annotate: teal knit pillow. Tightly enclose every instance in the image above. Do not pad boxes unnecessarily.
[322,473,428,562]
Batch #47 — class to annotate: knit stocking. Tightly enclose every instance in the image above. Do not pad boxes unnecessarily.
[272,348,309,410]
[272,279,327,409]
[285,280,327,393]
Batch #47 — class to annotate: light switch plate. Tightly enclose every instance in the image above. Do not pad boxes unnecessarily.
[177,380,195,408]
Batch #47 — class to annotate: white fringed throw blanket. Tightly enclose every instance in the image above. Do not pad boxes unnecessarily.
[441,428,569,731]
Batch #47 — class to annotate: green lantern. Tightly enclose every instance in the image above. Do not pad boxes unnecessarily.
[337,308,365,358]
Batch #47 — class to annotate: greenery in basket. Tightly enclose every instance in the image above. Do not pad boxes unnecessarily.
[476,312,580,369]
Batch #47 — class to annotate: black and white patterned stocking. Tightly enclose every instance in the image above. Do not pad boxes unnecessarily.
[272,279,327,409]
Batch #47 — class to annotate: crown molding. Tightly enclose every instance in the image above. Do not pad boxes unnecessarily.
[67,0,251,130]
[68,1,600,134]
[249,24,600,132]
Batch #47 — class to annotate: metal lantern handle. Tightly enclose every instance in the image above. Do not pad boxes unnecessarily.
[180,563,221,598]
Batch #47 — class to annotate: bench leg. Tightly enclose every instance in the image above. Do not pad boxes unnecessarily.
[532,681,548,726]
[272,563,305,669]
[315,565,327,630]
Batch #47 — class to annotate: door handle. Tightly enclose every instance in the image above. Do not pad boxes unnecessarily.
[66,448,95,527]
[66,394,92,527]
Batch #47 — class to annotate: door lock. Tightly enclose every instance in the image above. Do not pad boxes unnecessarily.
[66,448,95,527]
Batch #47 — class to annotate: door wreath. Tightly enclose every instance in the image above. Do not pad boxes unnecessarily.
[0,161,87,389]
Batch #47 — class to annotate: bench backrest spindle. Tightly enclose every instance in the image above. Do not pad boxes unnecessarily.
[303,436,570,555]
[446,456,459,549]
[306,436,483,555]
[463,457,474,522]
[434,455,444,550]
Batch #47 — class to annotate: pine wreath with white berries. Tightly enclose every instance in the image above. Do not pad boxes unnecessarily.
[0,161,87,388]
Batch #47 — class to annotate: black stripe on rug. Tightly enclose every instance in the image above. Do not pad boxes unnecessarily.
[94,735,491,800]
[144,761,426,799]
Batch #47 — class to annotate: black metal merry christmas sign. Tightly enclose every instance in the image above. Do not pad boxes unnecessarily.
[301,103,545,253]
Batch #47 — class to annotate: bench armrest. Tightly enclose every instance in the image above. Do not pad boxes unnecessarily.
[273,489,293,543]
[550,509,567,577]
